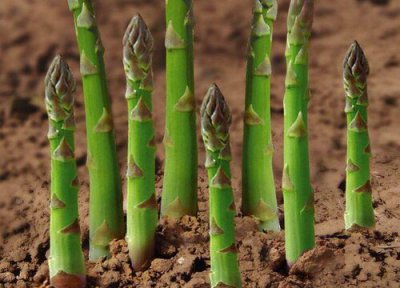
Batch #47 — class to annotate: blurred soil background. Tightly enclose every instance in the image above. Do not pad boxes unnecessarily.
[1,0,400,287]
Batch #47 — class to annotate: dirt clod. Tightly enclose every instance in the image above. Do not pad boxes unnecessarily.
[1,0,400,287]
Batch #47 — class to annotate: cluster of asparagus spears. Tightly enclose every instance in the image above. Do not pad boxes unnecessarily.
[44,0,375,287]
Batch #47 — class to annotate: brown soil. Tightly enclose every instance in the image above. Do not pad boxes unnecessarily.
[1,0,400,287]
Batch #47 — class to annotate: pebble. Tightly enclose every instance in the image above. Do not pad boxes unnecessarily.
[33,263,48,283]
[17,263,30,281]
[0,272,16,283]
[0,262,12,273]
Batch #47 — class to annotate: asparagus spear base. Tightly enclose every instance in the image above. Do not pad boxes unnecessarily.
[209,162,242,288]
[127,230,156,271]
[51,272,86,288]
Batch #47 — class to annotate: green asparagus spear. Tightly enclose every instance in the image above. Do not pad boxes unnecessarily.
[161,0,198,218]
[343,41,375,230]
[201,84,242,288]
[282,0,315,265]
[242,0,280,232]
[123,14,158,271]
[67,0,124,260]
[45,55,86,288]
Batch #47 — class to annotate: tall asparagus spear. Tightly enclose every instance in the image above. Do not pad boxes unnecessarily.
[67,0,124,259]
[123,15,158,271]
[161,0,198,218]
[343,41,375,230]
[201,84,242,288]
[45,56,86,288]
[242,0,280,232]
[282,0,315,265]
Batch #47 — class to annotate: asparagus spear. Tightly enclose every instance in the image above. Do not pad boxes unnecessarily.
[282,0,315,265]
[123,14,158,271]
[67,0,124,260]
[161,0,198,218]
[343,41,375,230]
[201,84,242,288]
[45,55,86,288]
[242,0,280,232]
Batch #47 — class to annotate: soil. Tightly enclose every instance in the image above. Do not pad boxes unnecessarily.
[1,0,400,287]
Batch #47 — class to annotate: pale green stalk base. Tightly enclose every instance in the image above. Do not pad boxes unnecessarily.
[126,84,158,271]
[282,0,315,265]
[68,0,124,260]
[242,0,280,232]
[208,153,242,288]
[161,0,198,218]
[49,122,86,287]
[344,109,375,230]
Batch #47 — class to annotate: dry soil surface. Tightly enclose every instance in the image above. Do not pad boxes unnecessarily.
[1,0,400,287]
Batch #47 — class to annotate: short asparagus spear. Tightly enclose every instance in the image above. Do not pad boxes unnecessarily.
[242,0,280,232]
[45,55,86,288]
[201,84,242,288]
[282,0,315,265]
[123,15,158,271]
[161,0,198,218]
[67,0,124,260]
[343,41,375,230]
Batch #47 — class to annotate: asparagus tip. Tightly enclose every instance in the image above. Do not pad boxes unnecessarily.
[123,13,153,57]
[123,13,146,44]
[45,55,75,122]
[123,13,153,83]
[45,55,72,88]
[288,0,314,27]
[200,84,231,152]
[344,41,369,78]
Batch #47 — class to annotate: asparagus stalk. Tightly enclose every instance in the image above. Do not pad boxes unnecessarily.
[161,0,198,218]
[123,15,158,271]
[343,41,375,230]
[201,84,242,288]
[242,0,280,232]
[282,0,315,265]
[67,0,124,259]
[45,56,86,288]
